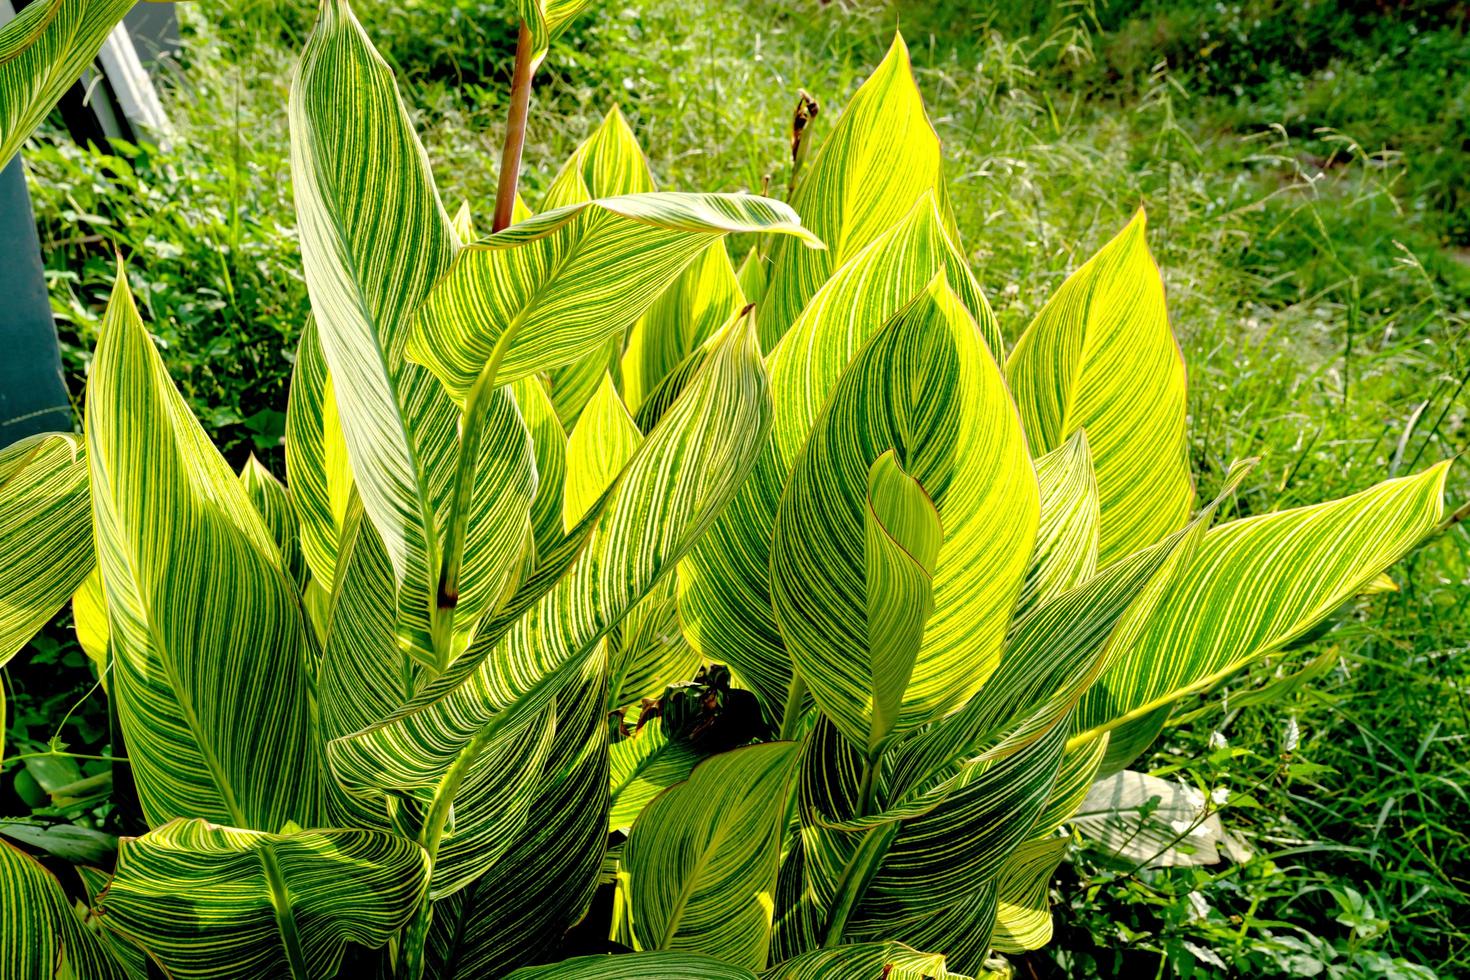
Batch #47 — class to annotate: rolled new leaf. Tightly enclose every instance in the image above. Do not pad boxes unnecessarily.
[408,191,820,402]
[0,0,134,167]
[87,274,321,831]
[97,819,430,980]
[620,742,798,969]
[771,277,1037,752]
[515,0,596,69]
[0,432,92,666]
[1006,209,1193,566]
[283,319,354,592]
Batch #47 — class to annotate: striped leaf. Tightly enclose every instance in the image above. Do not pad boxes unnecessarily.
[508,953,756,980]
[607,576,700,711]
[885,465,1245,797]
[86,275,320,831]
[315,502,409,830]
[1075,461,1452,746]
[0,432,92,666]
[775,724,1065,961]
[622,242,745,415]
[284,318,354,592]
[514,376,569,564]
[542,106,656,426]
[408,191,820,403]
[621,741,798,968]
[97,818,429,980]
[0,0,62,65]
[756,33,960,349]
[1005,209,1193,566]
[422,653,610,977]
[1015,429,1099,621]
[240,456,306,589]
[766,941,971,980]
[0,0,135,168]
[608,717,700,834]
[326,313,771,817]
[989,736,1108,953]
[1,839,127,980]
[771,278,1037,752]
[563,373,642,530]
[681,194,997,721]
[293,0,535,669]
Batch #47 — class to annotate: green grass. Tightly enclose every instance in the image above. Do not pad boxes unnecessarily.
[10,0,1469,975]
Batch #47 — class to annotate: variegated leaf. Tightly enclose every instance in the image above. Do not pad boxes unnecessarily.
[409,192,820,402]
[292,0,534,669]
[681,194,996,723]
[87,275,320,830]
[1015,429,1099,621]
[772,278,1036,752]
[1005,210,1192,566]
[756,33,963,350]
[325,313,771,813]
[0,0,134,167]
[621,741,797,968]
[607,717,700,834]
[0,432,92,666]
[284,318,354,592]
[1,839,126,980]
[97,818,429,980]
[1075,462,1451,747]
[622,242,745,415]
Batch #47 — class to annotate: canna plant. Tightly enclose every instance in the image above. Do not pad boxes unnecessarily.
[0,2,1458,979]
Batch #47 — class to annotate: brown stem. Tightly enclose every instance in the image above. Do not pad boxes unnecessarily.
[492,22,536,233]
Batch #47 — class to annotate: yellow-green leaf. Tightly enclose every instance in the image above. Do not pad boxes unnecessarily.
[1075,461,1452,745]
[756,33,959,349]
[1006,209,1192,566]
[98,818,430,980]
[0,0,135,167]
[409,192,820,403]
[681,195,997,721]
[563,373,642,531]
[621,741,797,968]
[87,275,320,830]
[771,278,1036,751]
[1,839,126,980]
[621,242,745,415]
[0,432,92,666]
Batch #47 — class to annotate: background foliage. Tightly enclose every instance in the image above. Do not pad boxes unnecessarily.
[8,0,1467,976]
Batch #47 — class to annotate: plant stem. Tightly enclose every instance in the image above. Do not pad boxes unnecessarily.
[856,754,879,818]
[435,326,518,632]
[819,822,898,948]
[492,22,535,234]
[400,722,499,979]
[777,673,807,741]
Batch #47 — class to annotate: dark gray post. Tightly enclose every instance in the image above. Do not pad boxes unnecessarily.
[0,155,71,444]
